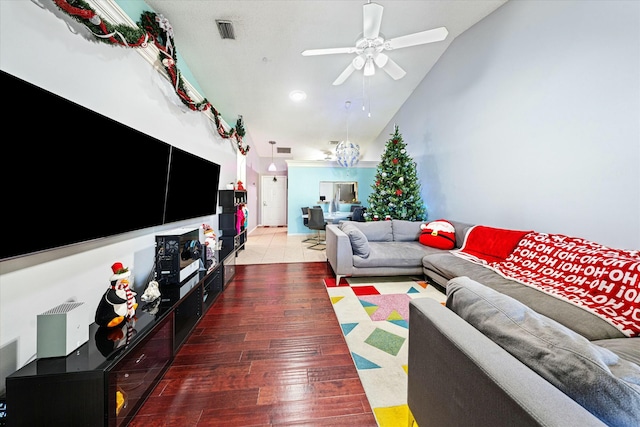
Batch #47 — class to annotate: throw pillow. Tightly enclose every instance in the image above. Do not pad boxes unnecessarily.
[419,219,456,249]
[454,225,532,263]
[446,276,640,427]
[340,222,370,258]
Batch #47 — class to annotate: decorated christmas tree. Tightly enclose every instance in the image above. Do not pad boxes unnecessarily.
[366,125,427,221]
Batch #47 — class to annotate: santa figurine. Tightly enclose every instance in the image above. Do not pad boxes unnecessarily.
[236,180,245,191]
[95,262,138,328]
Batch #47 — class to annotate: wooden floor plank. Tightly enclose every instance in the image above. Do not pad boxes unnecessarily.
[129,262,377,427]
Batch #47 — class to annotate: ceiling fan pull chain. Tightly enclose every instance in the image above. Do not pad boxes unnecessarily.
[362,76,366,111]
[367,77,372,118]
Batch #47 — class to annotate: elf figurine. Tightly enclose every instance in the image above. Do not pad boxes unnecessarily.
[95,262,138,328]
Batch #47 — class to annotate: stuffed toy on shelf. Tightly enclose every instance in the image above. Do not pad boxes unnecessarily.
[242,204,248,230]
[203,223,217,269]
[236,204,245,234]
[95,262,138,328]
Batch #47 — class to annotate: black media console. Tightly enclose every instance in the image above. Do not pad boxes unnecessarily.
[6,263,224,426]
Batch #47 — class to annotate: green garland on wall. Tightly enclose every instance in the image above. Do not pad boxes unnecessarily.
[51,0,249,155]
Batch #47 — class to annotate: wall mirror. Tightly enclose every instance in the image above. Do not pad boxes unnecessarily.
[319,181,359,203]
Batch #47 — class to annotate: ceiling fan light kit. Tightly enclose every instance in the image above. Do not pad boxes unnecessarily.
[301,1,448,85]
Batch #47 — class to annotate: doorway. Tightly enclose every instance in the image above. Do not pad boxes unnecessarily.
[261,175,287,226]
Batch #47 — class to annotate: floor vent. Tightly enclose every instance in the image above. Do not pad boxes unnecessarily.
[216,20,235,40]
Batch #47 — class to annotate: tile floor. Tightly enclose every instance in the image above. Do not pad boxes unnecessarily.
[235,226,328,264]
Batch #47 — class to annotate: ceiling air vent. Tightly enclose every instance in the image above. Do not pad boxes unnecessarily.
[215,20,235,40]
[277,147,291,154]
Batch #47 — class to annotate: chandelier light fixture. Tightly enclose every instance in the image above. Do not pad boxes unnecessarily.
[268,140,277,171]
[336,101,360,168]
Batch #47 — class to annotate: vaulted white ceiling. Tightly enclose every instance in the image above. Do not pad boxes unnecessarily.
[144,0,508,163]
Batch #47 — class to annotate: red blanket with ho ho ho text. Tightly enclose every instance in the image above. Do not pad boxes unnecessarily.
[453,226,640,337]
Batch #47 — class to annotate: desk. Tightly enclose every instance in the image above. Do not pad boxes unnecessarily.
[302,211,352,223]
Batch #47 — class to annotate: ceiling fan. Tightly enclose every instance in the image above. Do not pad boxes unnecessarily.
[301,1,448,86]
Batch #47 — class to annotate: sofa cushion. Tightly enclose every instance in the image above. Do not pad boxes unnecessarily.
[339,222,370,258]
[446,276,640,427]
[448,220,475,249]
[353,242,440,268]
[591,338,640,367]
[422,255,626,341]
[347,220,393,242]
[392,220,422,242]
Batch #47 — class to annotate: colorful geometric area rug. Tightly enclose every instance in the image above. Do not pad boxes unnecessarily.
[324,276,446,427]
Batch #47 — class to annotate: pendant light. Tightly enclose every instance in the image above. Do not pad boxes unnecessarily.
[336,101,360,168]
[268,140,277,171]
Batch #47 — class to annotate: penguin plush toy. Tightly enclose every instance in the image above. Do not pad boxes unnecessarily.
[95,262,138,328]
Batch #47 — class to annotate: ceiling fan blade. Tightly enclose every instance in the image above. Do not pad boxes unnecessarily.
[363,2,384,39]
[302,47,356,56]
[380,56,406,80]
[385,27,449,50]
[373,52,388,68]
[333,63,356,86]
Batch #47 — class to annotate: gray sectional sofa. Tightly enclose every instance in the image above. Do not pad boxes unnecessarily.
[325,219,471,284]
[325,219,640,426]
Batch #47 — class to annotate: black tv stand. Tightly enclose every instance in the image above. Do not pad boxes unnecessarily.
[6,263,224,426]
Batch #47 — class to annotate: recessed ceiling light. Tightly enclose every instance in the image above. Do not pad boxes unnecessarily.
[289,90,307,102]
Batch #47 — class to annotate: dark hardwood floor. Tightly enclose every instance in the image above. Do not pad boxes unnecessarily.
[130,262,376,427]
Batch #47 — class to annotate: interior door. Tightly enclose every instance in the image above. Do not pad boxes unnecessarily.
[261,175,287,226]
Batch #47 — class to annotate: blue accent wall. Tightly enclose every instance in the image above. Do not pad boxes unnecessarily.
[287,165,377,234]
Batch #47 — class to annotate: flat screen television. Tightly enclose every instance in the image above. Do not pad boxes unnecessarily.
[0,70,221,261]
[164,146,221,224]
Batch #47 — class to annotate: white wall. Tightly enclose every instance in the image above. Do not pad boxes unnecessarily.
[376,0,639,250]
[0,1,258,394]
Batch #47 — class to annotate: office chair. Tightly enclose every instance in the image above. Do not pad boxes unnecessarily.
[301,207,316,243]
[351,207,366,222]
[307,207,327,250]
